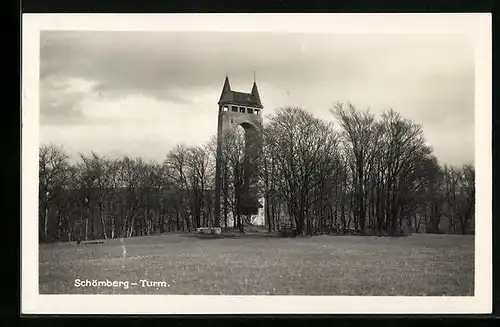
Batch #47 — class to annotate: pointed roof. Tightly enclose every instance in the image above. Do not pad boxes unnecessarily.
[251,81,262,107]
[218,75,232,104]
[218,76,263,109]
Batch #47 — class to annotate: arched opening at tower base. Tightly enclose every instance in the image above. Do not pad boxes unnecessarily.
[217,124,265,230]
[236,123,265,227]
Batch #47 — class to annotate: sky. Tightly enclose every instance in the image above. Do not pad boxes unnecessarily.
[39,31,474,166]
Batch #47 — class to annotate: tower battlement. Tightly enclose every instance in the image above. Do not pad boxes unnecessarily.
[218,76,263,116]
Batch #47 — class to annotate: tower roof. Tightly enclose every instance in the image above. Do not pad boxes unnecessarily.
[251,81,262,106]
[218,76,263,109]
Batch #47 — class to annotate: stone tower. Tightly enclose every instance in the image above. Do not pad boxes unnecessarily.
[214,76,264,225]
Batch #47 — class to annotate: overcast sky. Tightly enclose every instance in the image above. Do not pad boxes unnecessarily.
[39,31,474,166]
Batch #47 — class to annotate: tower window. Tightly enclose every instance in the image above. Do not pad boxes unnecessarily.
[239,107,246,113]
[223,106,229,112]
[247,108,254,114]
[255,110,260,115]
[231,106,238,112]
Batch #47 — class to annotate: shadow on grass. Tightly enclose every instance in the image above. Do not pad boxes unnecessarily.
[182,231,283,240]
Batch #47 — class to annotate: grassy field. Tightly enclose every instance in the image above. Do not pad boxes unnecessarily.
[39,232,474,295]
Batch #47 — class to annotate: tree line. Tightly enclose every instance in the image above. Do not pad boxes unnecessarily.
[39,103,475,243]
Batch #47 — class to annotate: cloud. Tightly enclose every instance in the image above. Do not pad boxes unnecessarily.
[40,92,221,163]
[39,31,474,165]
[40,76,97,125]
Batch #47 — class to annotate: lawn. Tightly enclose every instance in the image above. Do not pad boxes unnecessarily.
[39,232,474,296]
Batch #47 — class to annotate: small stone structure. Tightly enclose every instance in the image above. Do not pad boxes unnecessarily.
[196,227,222,235]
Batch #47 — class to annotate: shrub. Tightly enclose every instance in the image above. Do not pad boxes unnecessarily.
[279,227,297,238]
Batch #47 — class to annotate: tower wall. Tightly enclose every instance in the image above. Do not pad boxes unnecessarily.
[219,110,262,134]
[214,77,264,225]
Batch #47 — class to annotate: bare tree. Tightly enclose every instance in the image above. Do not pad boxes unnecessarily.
[39,99,473,242]
[419,156,445,233]
[166,144,192,231]
[332,102,381,234]
[265,107,339,235]
[75,152,121,240]
[444,164,475,234]
[39,144,71,242]
[219,127,246,231]
[185,145,214,228]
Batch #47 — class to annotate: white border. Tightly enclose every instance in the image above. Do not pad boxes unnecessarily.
[22,13,492,315]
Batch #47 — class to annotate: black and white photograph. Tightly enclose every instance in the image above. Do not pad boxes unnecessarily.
[22,14,492,314]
